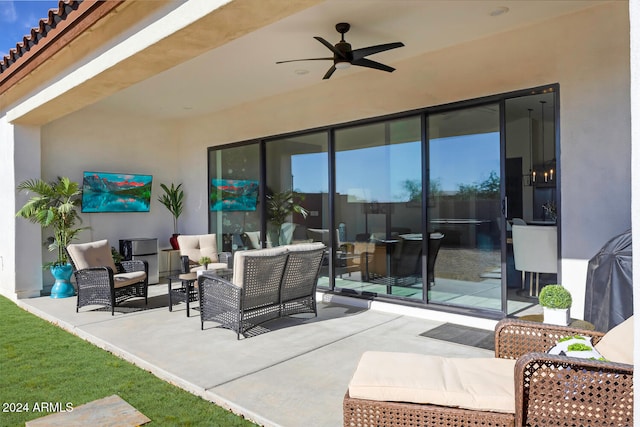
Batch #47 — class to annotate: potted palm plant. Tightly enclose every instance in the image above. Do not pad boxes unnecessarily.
[158,183,184,249]
[538,284,572,326]
[16,177,87,298]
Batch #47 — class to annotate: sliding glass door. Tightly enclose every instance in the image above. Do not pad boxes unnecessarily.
[427,105,503,310]
[208,143,261,253]
[207,85,559,317]
[504,92,558,306]
[265,132,330,286]
[333,117,424,301]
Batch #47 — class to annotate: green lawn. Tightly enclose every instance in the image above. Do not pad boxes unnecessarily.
[0,296,257,426]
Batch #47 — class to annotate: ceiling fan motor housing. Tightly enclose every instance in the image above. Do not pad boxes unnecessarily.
[334,41,353,66]
[335,22,351,35]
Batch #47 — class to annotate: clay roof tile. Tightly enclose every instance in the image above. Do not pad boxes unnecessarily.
[0,0,81,73]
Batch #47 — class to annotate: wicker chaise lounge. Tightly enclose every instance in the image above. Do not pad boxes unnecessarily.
[344,316,634,427]
[67,239,148,315]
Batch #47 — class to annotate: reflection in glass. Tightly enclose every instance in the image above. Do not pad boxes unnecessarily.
[208,144,261,253]
[428,105,503,311]
[265,132,330,285]
[334,117,423,300]
[504,92,558,307]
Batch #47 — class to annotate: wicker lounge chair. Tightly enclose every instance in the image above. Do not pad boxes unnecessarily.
[344,316,634,427]
[67,239,148,315]
[177,234,231,273]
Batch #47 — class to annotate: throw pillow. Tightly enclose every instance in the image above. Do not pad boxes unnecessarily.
[547,335,606,360]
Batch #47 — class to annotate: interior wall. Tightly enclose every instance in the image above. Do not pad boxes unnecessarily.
[175,2,630,315]
[42,110,180,254]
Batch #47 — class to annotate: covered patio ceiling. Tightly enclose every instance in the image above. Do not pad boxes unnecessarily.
[7,0,608,125]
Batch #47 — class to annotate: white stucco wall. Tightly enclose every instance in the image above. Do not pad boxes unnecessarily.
[0,117,44,300]
[41,110,180,252]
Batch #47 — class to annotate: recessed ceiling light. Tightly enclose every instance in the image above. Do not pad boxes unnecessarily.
[490,6,509,17]
[294,69,309,75]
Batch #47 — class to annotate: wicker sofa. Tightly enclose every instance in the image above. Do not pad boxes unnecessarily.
[67,239,148,315]
[198,242,326,339]
[344,316,634,427]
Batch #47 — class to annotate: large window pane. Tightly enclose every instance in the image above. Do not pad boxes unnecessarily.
[334,117,423,300]
[266,132,329,286]
[505,93,558,307]
[428,105,502,311]
[208,144,261,252]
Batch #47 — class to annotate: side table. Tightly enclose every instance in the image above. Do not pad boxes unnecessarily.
[519,314,595,330]
[168,272,198,317]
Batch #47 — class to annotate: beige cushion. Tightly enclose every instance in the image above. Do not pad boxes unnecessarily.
[594,315,634,364]
[178,234,219,263]
[232,246,289,287]
[113,271,147,288]
[67,240,117,272]
[348,351,516,414]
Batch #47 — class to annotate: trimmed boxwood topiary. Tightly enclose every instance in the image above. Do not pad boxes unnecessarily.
[539,284,572,309]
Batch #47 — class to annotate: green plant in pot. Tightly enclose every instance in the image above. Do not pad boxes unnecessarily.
[266,189,308,246]
[158,183,184,250]
[199,256,212,271]
[538,284,572,326]
[16,177,87,298]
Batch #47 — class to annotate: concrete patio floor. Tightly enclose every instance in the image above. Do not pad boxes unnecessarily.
[18,282,498,427]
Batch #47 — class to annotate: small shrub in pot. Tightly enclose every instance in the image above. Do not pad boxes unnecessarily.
[539,284,572,325]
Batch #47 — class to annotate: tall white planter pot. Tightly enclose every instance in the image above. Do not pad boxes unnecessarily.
[543,307,570,326]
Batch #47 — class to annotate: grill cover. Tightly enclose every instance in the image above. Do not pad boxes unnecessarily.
[584,230,633,332]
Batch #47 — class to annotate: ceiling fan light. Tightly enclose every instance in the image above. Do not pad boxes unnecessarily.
[335,61,351,70]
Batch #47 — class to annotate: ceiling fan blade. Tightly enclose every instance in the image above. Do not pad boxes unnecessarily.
[351,57,395,73]
[352,42,404,61]
[314,36,347,59]
[323,65,337,80]
[276,57,333,64]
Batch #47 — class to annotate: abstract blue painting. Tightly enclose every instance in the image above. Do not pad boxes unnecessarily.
[81,172,152,213]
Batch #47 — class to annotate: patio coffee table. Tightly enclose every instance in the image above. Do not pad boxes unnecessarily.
[168,272,198,317]
[168,269,233,317]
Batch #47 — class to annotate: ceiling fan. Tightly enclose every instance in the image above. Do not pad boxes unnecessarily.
[276,22,404,80]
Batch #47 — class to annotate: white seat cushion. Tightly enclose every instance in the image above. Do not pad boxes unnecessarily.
[348,351,516,414]
[113,271,147,288]
[189,262,229,273]
[594,315,634,364]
